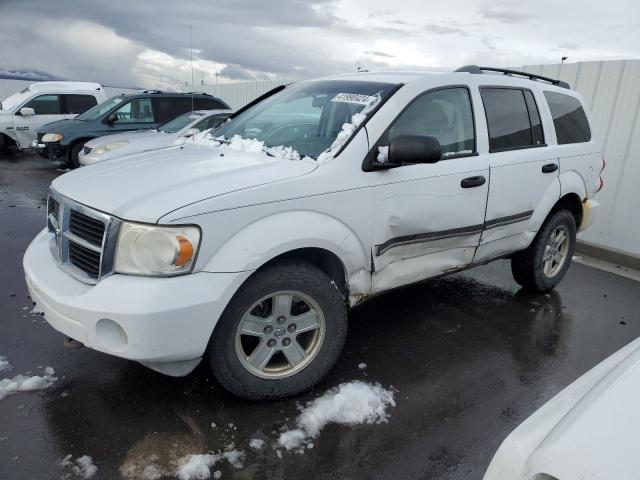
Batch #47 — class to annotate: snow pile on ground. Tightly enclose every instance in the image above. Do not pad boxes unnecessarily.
[277,381,395,451]
[0,366,57,401]
[61,454,98,479]
[0,356,11,373]
[176,448,244,480]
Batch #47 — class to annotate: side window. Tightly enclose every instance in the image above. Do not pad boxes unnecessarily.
[193,114,228,132]
[64,94,98,114]
[23,94,61,115]
[385,87,476,158]
[113,98,155,123]
[194,97,227,110]
[153,97,193,123]
[481,88,544,152]
[544,91,591,144]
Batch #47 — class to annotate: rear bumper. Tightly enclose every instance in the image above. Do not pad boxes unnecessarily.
[579,198,600,232]
[23,229,252,373]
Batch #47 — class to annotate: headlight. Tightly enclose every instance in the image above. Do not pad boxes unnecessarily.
[114,223,201,276]
[92,141,128,155]
[42,133,63,142]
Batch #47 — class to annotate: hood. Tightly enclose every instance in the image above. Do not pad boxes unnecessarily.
[52,143,318,223]
[484,337,640,480]
[36,118,82,135]
[85,130,158,148]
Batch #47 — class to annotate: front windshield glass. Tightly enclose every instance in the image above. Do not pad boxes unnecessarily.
[215,80,397,159]
[1,88,32,111]
[75,96,127,121]
[159,111,205,133]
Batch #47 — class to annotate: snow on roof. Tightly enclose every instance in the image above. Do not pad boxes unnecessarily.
[28,81,103,93]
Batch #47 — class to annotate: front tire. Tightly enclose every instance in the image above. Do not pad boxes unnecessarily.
[208,261,348,400]
[511,209,576,292]
[69,142,86,169]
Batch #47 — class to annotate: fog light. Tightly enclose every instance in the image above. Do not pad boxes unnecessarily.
[95,318,128,352]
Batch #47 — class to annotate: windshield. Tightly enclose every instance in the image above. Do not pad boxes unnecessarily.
[75,96,127,121]
[215,80,397,159]
[159,111,205,133]
[1,88,32,111]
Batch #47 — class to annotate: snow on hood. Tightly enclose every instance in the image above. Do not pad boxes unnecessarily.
[52,143,318,223]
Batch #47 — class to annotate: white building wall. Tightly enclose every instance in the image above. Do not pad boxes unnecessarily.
[519,60,640,258]
[181,81,282,110]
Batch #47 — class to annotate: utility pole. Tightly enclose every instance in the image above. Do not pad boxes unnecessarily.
[190,25,194,110]
[561,56,568,64]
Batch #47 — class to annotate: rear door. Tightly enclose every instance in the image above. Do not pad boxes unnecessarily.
[369,86,490,293]
[474,86,559,262]
[13,94,64,147]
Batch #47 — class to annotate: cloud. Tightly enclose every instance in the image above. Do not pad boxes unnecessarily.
[479,6,535,24]
[219,64,255,80]
[364,51,395,58]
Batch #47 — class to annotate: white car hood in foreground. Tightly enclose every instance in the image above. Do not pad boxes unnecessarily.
[84,130,176,160]
[484,336,640,480]
[52,144,317,223]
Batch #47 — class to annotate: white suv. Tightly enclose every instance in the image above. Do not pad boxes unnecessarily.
[23,67,602,400]
[0,81,106,151]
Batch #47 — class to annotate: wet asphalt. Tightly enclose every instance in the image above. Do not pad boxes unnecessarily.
[1,152,639,480]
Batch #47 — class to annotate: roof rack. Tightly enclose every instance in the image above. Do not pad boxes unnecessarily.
[455,65,571,90]
[183,91,212,96]
[142,89,163,94]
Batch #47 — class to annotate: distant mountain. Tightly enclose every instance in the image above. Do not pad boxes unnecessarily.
[0,69,63,81]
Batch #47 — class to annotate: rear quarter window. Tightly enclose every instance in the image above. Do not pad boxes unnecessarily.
[64,94,98,114]
[195,97,228,110]
[544,91,591,144]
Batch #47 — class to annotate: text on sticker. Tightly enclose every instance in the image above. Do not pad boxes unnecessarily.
[331,93,377,106]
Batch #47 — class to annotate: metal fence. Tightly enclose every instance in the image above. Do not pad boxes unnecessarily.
[182,80,283,110]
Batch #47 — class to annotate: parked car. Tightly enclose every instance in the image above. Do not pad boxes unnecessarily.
[36,91,230,168]
[24,66,603,400]
[484,336,640,480]
[78,109,232,166]
[0,81,106,152]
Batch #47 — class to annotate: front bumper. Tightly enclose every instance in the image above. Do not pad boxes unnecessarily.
[41,142,68,162]
[78,151,104,166]
[23,229,251,374]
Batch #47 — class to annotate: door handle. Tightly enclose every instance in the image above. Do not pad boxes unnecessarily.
[542,163,558,173]
[461,176,486,188]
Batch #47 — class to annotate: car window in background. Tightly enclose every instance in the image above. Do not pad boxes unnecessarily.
[386,87,475,157]
[195,97,228,110]
[76,96,126,121]
[153,97,193,123]
[544,91,591,144]
[215,80,397,158]
[193,114,230,132]
[481,88,542,152]
[113,98,154,123]
[158,111,205,133]
[63,94,98,114]
[23,94,61,114]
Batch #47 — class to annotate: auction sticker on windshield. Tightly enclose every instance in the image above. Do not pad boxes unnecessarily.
[331,93,378,105]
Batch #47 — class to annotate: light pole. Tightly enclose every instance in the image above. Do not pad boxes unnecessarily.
[561,56,568,64]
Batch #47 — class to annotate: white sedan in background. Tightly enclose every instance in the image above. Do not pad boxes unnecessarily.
[78,109,232,165]
[484,336,640,480]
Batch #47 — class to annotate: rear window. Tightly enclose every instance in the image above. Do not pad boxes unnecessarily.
[64,94,98,114]
[194,97,228,110]
[544,91,591,144]
[481,88,545,152]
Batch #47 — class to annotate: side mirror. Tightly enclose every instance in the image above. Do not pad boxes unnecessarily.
[182,128,199,138]
[106,113,117,123]
[388,135,441,165]
[19,107,35,116]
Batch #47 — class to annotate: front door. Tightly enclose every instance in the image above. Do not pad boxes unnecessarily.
[369,87,489,293]
[14,94,65,148]
[102,97,157,135]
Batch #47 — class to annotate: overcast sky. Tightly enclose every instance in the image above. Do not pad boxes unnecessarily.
[1,0,638,89]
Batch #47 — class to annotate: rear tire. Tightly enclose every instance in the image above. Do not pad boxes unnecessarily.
[207,261,348,400]
[69,142,85,169]
[511,209,576,292]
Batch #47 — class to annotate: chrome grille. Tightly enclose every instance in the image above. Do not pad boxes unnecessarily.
[47,190,119,284]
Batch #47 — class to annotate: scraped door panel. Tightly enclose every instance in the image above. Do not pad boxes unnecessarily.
[371,158,489,293]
